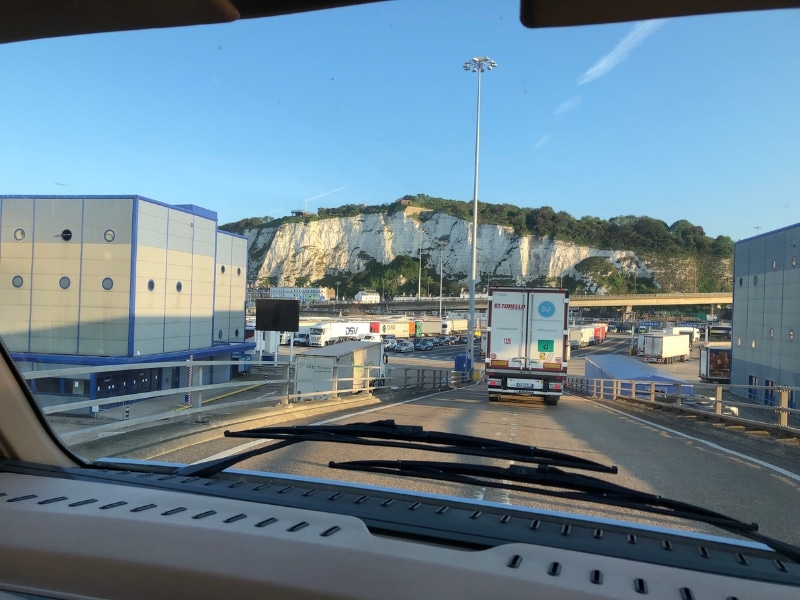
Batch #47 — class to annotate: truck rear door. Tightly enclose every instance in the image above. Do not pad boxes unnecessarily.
[487,289,529,368]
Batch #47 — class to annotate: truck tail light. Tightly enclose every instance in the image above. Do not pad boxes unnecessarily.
[487,378,502,387]
[551,382,562,391]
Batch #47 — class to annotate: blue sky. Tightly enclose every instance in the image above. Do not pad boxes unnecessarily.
[1,0,799,242]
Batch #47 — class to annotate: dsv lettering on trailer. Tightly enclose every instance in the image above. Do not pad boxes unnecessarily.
[495,303,525,310]
[345,327,358,335]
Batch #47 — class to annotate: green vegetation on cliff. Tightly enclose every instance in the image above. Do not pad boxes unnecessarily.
[221,194,733,260]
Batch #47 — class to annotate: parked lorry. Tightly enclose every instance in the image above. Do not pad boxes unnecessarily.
[699,342,732,383]
[378,320,414,339]
[643,333,690,364]
[592,323,608,344]
[294,340,386,401]
[414,319,442,338]
[569,326,594,350]
[665,325,700,346]
[568,328,582,351]
[485,287,569,406]
[441,318,469,335]
[308,321,377,347]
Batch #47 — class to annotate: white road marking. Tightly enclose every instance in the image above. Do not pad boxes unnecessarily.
[585,398,800,482]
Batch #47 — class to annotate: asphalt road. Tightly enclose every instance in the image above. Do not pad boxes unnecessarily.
[155,352,800,547]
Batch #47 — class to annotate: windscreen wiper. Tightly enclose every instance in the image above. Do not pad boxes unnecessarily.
[173,419,618,478]
[328,458,800,563]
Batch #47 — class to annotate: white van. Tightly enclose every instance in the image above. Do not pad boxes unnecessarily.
[293,332,310,346]
[358,333,381,342]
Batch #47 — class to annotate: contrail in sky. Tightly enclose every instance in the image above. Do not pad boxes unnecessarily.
[554,95,582,116]
[578,19,666,86]
[305,185,346,203]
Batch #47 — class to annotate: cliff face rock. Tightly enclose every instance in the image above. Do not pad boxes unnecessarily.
[238,210,674,290]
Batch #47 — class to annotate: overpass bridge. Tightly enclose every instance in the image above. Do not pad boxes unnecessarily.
[303,292,732,316]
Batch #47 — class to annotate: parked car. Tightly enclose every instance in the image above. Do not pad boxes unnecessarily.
[395,341,415,353]
[415,340,434,351]
[293,333,310,346]
[432,336,448,346]
[383,338,397,351]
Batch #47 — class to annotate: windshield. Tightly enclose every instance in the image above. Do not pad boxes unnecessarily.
[2,0,799,549]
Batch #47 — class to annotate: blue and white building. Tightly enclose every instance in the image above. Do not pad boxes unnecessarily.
[731,223,799,406]
[0,195,254,402]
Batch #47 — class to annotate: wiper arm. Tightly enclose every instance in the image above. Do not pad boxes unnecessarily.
[173,419,618,479]
[328,458,800,563]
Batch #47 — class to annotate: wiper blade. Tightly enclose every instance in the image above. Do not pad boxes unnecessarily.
[173,419,618,479]
[327,458,800,563]
[330,458,756,532]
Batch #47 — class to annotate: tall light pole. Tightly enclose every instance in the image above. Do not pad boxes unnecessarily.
[439,243,444,318]
[464,56,497,363]
[335,280,341,302]
[417,232,422,301]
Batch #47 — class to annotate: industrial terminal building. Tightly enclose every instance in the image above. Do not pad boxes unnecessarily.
[0,195,254,404]
[731,223,799,407]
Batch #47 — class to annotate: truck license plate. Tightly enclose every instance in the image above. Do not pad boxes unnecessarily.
[508,378,543,390]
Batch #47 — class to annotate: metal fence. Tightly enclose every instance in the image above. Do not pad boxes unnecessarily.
[567,376,799,437]
[30,360,473,441]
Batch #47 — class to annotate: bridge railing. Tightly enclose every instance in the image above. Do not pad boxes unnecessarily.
[567,376,800,437]
[29,360,471,443]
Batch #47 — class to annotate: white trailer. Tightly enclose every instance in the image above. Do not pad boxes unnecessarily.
[378,321,413,339]
[665,326,700,345]
[568,328,583,351]
[414,319,442,337]
[484,287,569,406]
[441,318,469,335]
[643,333,690,364]
[308,321,375,347]
[294,341,386,401]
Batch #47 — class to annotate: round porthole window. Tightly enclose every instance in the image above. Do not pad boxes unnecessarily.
[11,275,23,288]
[147,279,155,292]
[59,276,71,289]
[235,328,240,337]
[13,228,25,241]
[60,229,72,241]
[218,330,224,339]
[751,340,756,349]
[772,259,777,270]
[237,267,241,276]
[221,265,226,274]
[753,275,758,286]
[104,229,116,242]
[791,330,795,341]
[176,281,183,293]
[739,277,743,287]
[102,277,114,290]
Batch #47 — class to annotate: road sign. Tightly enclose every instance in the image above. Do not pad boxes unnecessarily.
[640,321,660,327]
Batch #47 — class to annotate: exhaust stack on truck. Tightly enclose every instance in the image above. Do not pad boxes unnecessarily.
[484,287,569,406]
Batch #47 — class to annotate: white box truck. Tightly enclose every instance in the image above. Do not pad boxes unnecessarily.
[294,341,386,401]
[441,318,469,335]
[643,333,690,364]
[699,342,732,383]
[485,287,569,406]
[308,321,375,347]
